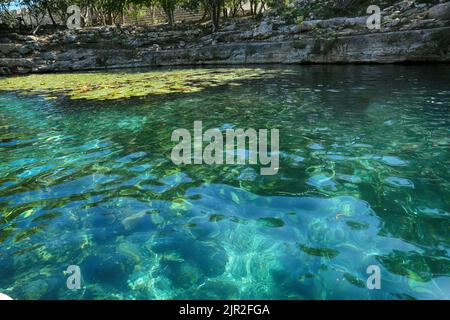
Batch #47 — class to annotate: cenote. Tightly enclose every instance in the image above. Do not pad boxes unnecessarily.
[0,64,449,300]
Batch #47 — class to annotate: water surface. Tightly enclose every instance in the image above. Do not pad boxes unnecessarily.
[0,65,449,299]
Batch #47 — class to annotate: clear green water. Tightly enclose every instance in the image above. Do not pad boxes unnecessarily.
[0,65,449,300]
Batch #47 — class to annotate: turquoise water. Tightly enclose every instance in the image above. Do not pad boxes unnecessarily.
[0,65,449,300]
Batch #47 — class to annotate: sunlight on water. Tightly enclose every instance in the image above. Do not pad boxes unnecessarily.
[0,65,449,300]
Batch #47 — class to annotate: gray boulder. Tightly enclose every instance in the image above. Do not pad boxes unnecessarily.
[41,51,57,61]
[428,2,450,20]
[19,45,34,55]
[0,58,33,68]
[63,33,78,44]
[253,20,273,39]
[0,43,21,55]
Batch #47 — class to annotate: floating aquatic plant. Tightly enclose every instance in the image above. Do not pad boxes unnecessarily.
[0,68,281,101]
[299,244,340,259]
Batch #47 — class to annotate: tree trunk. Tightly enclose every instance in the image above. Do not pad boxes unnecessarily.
[86,6,93,27]
[150,6,155,25]
[232,3,238,17]
[211,2,221,32]
[240,3,245,16]
[46,7,57,25]
[200,8,208,22]
[164,7,175,28]
[258,1,266,15]
[32,13,45,35]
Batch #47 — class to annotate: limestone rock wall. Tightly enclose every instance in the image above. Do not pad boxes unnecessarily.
[1,1,449,75]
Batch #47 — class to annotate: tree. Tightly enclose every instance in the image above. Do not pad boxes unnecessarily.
[0,0,12,12]
[129,0,156,24]
[224,0,244,17]
[21,0,48,34]
[0,0,17,27]
[180,0,224,32]
[205,0,223,32]
[266,0,288,12]
[73,0,129,25]
[50,0,73,24]
[157,0,179,27]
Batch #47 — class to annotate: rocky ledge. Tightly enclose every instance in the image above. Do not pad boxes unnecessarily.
[1,0,449,75]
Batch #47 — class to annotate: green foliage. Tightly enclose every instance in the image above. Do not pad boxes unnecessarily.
[157,0,180,27]
[283,0,389,20]
[276,6,303,24]
[0,0,19,28]
[126,3,148,20]
[285,0,440,20]
[2,0,442,34]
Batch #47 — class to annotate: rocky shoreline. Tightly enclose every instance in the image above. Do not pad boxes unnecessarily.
[1,1,449,75]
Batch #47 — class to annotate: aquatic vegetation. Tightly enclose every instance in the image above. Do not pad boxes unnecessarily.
[257,217,285,228]
[343,272,366,289]
[299,245,340,259]
[0,68,283,101]
[345,220,369,230]
[0,65,449,300]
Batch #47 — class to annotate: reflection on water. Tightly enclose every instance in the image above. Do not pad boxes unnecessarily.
[0,65,449,300]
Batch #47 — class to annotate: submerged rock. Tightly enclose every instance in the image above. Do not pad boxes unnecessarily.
[150,233,228,277]
[121,210,155,232]
[159,260,204,289]
[385,176,415,188]
[253,21,273,39]
[257,217,285,228]
[81,253,136,287]
[21,279,48,300]
[194,280,239,299]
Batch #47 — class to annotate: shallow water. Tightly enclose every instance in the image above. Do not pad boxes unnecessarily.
[0,65,449,300]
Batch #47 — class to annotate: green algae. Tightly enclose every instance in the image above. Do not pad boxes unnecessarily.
[257,217,285,228]
[13,224,48,243]
[299,244,340,259]
[0,68,280,101]
[345,220,369,230]
[0,226,15,244]
[343,272,366,288]
[209,214,225,222]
